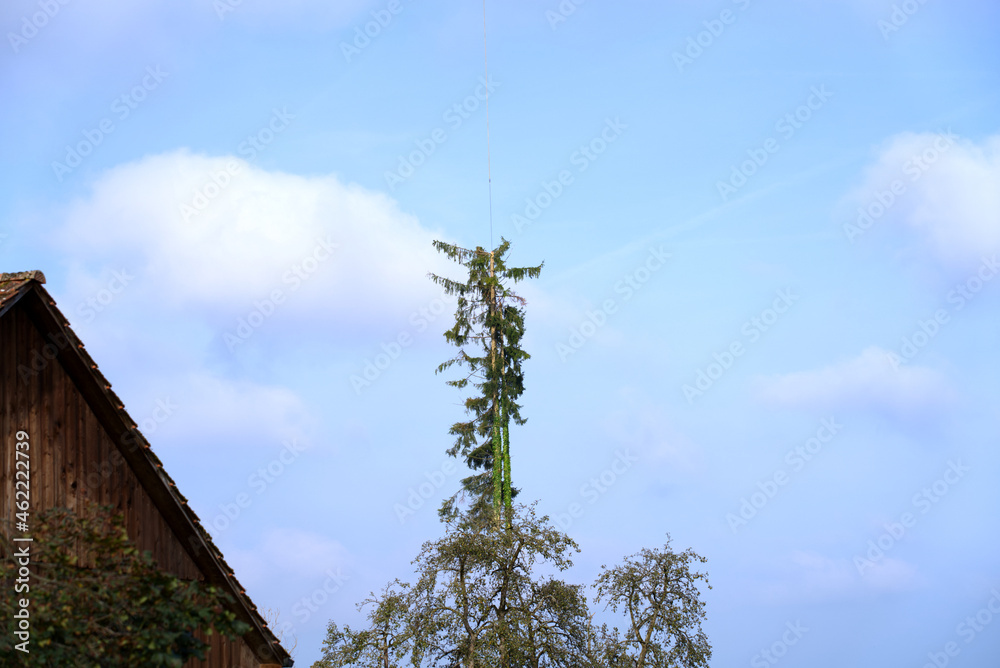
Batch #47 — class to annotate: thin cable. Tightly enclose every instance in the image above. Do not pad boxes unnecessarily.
[483,0,493,250]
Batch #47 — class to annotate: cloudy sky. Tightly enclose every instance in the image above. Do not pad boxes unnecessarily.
[3,0,1000,665]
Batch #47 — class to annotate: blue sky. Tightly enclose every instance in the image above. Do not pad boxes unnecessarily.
[3,0,1000,665]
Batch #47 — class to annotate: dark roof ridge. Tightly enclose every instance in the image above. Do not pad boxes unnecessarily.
[0,270,46,284]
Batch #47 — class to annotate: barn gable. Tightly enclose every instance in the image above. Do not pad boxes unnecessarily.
[0,271,293,668]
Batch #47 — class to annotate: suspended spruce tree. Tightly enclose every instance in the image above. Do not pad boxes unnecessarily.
[429,237,541,527]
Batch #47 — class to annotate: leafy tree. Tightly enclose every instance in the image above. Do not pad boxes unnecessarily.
[0,504,250,668]
[313,581,413,668]
[313,504,591,668]
[507,577,591,668]
[312,510,713,668]
[429,238,542,527]
[592,538,712,668]
[581,619,632,668]
[407,503,585,668]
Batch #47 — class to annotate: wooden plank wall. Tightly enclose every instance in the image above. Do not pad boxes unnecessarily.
[1,301,267,667]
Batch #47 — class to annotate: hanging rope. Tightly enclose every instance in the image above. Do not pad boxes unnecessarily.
[483,0,494,250]
[483,0,511,528]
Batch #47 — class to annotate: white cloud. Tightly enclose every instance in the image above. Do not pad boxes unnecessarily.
[167,372,314,447]
[48,151,469,468]
[842,132,1000,270]
[860,555,921,592]
[602,387,704,474]
[222,527,359,660]
[208,0,374,30]
[786,550,856,597]
[227,527,352,585]
[55,150,455,330]
[755,346,952,417]
[1,0,372,36]
[757,550,920,604]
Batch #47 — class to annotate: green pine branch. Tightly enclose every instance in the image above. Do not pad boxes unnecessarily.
[430,238,542,527]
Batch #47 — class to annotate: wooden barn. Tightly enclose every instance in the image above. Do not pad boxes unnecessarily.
[0,271,293,667]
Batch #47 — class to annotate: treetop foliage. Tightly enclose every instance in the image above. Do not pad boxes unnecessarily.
[429,238,543,525]
[594,539,712,668]
[312,505,711,668]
